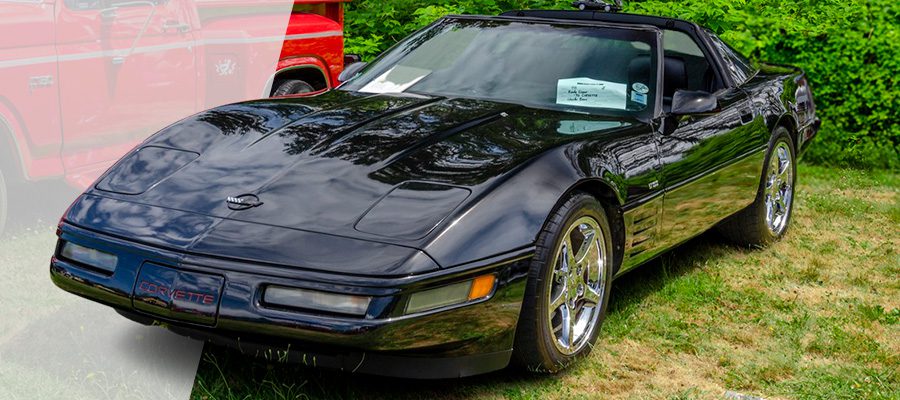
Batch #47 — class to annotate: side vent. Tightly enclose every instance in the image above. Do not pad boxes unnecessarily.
[628,210,658,257]
[622,196,663,268]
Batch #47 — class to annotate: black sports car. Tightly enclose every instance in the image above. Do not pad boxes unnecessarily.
[51,10,819,378]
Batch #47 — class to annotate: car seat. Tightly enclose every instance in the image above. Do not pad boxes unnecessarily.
[628,55,688,112]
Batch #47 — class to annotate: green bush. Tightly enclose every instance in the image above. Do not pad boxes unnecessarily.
[344,0,899,170]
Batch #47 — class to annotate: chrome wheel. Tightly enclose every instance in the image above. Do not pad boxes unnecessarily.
[547,216,606,355]
[764,141,793,235]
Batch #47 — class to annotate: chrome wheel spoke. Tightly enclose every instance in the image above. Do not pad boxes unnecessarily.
[583,285,602,306]
[549,287,567,313]
[554,244,570,283]
[582,239,602,280]
[565,306,577,347]
[559,305,573,347]
[564,236,576,271]
[777,163,790,182]
[572,225,595,265]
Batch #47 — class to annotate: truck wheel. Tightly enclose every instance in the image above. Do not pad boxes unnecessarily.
[271,80,316,97]
[717,127,796,247]
[513,193,614,373]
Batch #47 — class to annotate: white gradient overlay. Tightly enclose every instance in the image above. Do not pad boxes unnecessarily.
[0,0,301,398]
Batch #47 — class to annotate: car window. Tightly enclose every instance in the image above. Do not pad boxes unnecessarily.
[664,30,704,57]
[708,33,756,85]
[663,29,722,93]
[342,18,660,117]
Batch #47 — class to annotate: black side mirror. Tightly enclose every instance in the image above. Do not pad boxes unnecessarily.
[338,62,368,83]
[343,54,362,67]
[671,90,718,115]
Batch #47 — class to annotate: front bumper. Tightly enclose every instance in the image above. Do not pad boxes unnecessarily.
[50,222,532,378]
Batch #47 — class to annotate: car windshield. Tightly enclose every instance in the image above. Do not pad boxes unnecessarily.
[341,17,660,117]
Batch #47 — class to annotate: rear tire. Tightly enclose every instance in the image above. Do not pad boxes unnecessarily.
[513,193,614,373]
[271,79,316,97]
[718,127,796,247]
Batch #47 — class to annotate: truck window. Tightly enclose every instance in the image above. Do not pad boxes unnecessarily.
[64,0,103,10]
[64,0,155,10]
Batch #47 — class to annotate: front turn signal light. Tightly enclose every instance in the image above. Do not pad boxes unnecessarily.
[405,274,496,315]
[468,274,496,300]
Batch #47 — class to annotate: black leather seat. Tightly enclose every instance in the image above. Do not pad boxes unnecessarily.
[628,55,689,111]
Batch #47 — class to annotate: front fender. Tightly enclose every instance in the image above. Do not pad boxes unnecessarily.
[422,146,626,268]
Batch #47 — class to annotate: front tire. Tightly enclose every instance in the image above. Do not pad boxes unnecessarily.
[718,127,796,246]
[513,193,614,373]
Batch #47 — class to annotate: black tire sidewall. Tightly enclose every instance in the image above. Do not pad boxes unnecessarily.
[755,128,797,243]
[272,80,316,97]
[519,193,614,371]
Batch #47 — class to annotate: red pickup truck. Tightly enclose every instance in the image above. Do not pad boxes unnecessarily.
[0,0,351,233]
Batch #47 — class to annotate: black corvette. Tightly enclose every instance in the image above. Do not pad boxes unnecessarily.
[51,10,819,378]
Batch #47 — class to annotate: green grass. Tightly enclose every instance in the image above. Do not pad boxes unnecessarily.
[180,164,894,399]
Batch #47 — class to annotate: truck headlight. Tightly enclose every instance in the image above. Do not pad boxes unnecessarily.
[405,274,496,315]
[264,286,371,317]
[60,242,118,273]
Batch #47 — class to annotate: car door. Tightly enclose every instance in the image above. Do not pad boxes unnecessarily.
[655,29,769,249]
[56,0,197,182]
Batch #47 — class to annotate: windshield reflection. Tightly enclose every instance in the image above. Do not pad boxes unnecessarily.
[342,17,659,117]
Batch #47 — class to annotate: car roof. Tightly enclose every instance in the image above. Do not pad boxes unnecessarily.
[444,13,665,35]
[499,10,705,33]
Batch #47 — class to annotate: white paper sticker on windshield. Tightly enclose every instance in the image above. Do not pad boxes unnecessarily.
[557,78,627,110]
[360,65,431,94]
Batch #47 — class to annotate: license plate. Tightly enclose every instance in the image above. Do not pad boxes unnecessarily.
[133,263,224,326]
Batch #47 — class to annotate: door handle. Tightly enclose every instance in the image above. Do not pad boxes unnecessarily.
[100,8,118,22]
[163,20,191,33]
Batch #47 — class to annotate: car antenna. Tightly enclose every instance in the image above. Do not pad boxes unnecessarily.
[572,0,623,12]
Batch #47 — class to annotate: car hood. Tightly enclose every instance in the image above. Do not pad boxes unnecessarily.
[72,90,637,273]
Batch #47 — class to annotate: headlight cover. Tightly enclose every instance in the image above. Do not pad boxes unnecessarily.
[60,242,118,273]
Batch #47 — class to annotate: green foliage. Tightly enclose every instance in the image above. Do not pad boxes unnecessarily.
[343,1,568,59]
[344,0,900,170]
